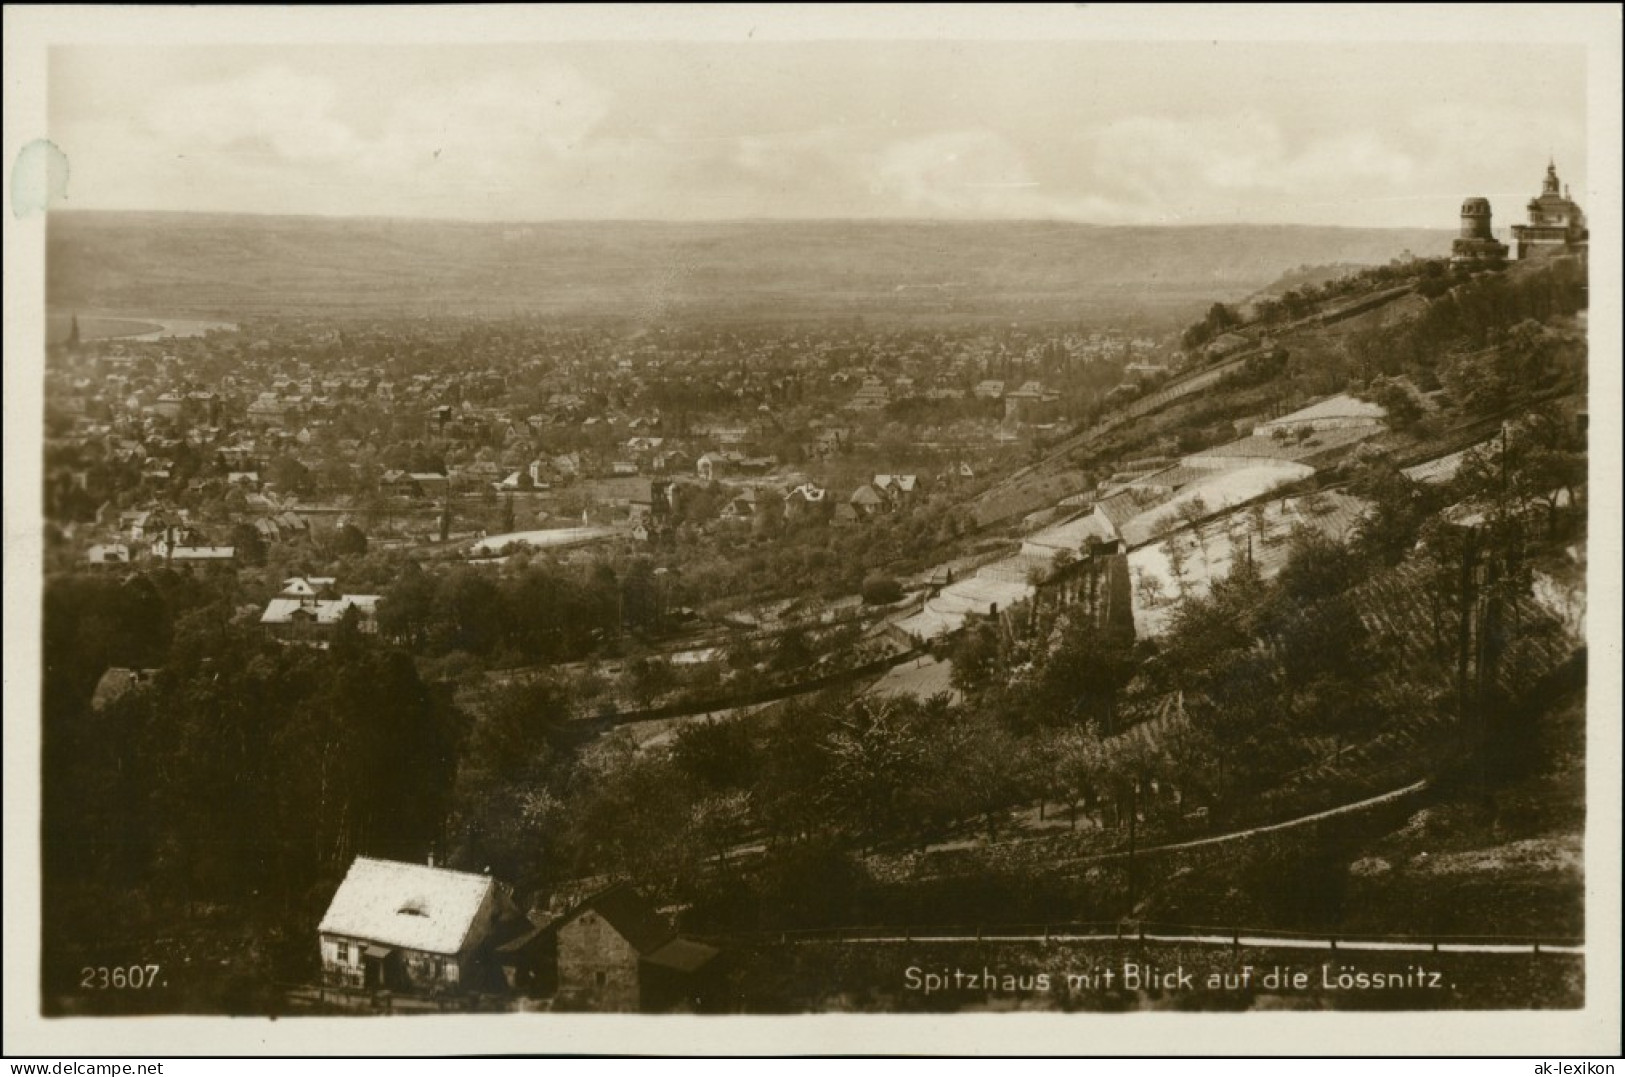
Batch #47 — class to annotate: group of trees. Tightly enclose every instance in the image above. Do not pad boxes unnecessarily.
[43,578,458,987]
[1345,257,1587,405]
[1251,257,1454,328]
[489,520,1416,910]
[377,560,628,661]
[1179,302,1243,351]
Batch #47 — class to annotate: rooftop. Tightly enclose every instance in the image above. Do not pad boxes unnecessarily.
[318,857,496,955]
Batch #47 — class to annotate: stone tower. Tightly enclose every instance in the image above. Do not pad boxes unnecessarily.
[1451,197,1508,263]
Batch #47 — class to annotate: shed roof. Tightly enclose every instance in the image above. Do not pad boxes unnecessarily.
[551,882,718,973]
[572,883,677,955]
[644,936,719,973]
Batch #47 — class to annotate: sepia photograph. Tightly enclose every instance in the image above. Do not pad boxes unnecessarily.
[4,3,1620,1058]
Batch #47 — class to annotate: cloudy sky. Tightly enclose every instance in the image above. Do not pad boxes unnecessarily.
[48,35,1587,228]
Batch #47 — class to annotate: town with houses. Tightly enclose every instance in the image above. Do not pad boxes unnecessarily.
[48,311,1168,642]
[40,154,1593,1018]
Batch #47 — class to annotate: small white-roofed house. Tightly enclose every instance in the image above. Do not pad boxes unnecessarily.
[317,856,521,994]
[261,592,379,642]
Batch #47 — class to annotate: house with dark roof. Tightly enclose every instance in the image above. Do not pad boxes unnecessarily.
[848,483,888,518]
[547,883,719,1012]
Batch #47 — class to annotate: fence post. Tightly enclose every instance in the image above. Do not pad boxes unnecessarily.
[1329,935,1338,953]
[976,925,983,941]
[1043,925,1050,944]
[1532,942,1541,955]
[1232,928,1240,951]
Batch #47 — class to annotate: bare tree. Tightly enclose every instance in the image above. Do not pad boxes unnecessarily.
[1162,533,1191,598]
[1133,566,1166,609]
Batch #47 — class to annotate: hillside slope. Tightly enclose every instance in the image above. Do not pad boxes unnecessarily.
[46,212,1451,322]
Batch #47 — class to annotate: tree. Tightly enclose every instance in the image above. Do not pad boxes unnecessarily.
[1177,495,1212,564]
[770,625,817,673]
[626,655,678,709]
[1161,534,1191,598]
[1030,617,1138,733]
[1275,595,1370,689]
[1351,466,1433,566]
[1248,500,1271,544]
[1132,567,1166,609]
[819,696,925,849]
[1365,375,1423,431]
[266,455,314,498]
[1101,735,1171,911]
[620,559,661,634]
[673,715,760,794]
[468,675,572,777]
[1046,723,1107,830]
[921,706,1023,842]
[1295,676,1381,765]
[689,790,753,866]
[1439,319,1558,417]
[562,746,703,891]
[1455,412,1586,539]
[861,575,904,606]
[949,620,1005,697]
[1275,527,1360,604]
[430,567,505,655]
[333,523,368,557]
[230,522,267,566]
[1181,302,1242,351]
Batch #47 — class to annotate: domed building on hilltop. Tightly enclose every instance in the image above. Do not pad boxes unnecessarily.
[1511,160,1588,260]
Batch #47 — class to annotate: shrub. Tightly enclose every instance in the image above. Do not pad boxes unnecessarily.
[861,575,904,605]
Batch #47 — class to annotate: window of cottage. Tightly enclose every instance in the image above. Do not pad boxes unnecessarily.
[335,941,349,963]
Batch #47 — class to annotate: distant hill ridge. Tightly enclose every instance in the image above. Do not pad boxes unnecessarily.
[47,211,1452,321]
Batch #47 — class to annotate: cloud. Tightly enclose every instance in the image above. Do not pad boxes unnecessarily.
[871,130,1044,216]
[1083,114,1418,221]
[134,62,617,217]
[374,66,611,175]
[146,66,358,162]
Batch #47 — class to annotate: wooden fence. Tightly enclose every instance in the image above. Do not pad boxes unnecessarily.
[698,920,1583,956]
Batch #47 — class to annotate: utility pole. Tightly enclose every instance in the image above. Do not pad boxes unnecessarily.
[1476,554,1500,798]
[1455,528,1479,752]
